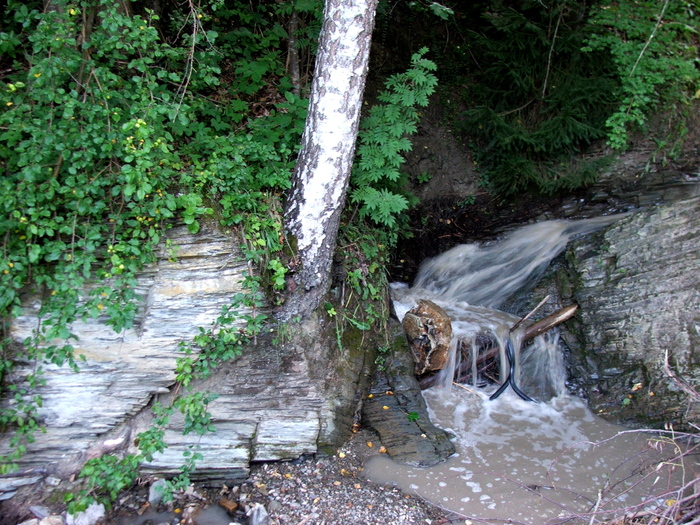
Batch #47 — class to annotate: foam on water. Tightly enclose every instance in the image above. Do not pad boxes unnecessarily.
[409,217,619,309]
[365,388,685,524]
[367,217,691,524]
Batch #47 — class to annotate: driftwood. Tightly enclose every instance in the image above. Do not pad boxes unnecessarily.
[522,304,578,340]
[418,304,579,390]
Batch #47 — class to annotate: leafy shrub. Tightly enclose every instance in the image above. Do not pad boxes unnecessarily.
[582,0,700,150]
[461,0,618,195]
[0,0,308,474]
[350,47,438,234]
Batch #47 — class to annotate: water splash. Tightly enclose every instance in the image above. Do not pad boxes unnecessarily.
[364,216,692,524]
[365,389,686,524]
[393,217,620,398]
[409,216,619,309]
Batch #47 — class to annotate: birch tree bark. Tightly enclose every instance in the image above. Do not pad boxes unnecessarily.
[284,0,378,318]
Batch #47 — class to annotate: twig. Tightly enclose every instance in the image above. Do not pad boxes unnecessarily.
[510,295,549,332]
[522,304,578,340]
[588,485,606,525]
[497,98,535,117]
[664,349,700,402]
[630,0,670,76]
[542,11,562,98]
[452,381,487,399]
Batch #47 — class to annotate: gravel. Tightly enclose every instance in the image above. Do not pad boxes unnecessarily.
[108,429,454,525]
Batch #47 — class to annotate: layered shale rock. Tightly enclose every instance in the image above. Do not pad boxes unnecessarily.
[1,221,370,500]
[561,196,700,428]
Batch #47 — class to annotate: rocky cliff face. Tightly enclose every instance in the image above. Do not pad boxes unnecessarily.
[560,196,700,428]
[0,221,371,501]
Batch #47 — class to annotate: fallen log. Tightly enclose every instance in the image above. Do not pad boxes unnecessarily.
[521,304,578,341]
[418,304,579,390]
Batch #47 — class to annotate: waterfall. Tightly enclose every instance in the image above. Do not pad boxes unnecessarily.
[368,215,689,525]
[393,217,620,399]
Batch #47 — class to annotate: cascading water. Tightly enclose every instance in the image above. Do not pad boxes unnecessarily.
[365,218,692,524]
[392,217,618,400]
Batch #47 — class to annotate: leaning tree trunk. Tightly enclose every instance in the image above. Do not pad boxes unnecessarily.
[283,0,378,319]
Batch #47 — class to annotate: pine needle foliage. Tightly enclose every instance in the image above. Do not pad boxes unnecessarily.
[462,0,618,195]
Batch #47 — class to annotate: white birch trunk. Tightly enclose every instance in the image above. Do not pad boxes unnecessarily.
[284,0,378,318]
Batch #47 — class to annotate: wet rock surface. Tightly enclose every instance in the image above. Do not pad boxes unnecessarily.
[362,333,455,467]
[561,195,700,428]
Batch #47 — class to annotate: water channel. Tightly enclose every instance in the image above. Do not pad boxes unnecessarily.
[365,218,695,524]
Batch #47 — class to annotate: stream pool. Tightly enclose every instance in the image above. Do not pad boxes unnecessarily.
[364,386,696,524]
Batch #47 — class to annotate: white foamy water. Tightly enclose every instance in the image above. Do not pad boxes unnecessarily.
[408,217,619,309]
[367,218,695,524]
[365,388,690,524]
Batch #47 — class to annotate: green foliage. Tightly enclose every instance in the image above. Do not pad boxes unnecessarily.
[213,0,322,97]
[66,401,171,512]
[0,0,308,492]
[374,345,389,371]
[417,172,432,184]
[457,195,476,207]
[0,0,219,471]
[65,454,141,513]
[67,274,268,512]
[350,47,438,234]
[582,0,700,150]
[462,0,618,195]
[335,223,392,344]
[176,277,268,386]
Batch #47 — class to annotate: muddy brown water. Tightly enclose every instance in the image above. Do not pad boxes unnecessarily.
[370,217,698,525]
[364,387,695,524]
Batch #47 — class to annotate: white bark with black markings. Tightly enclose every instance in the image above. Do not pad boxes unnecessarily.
[284,0,378,318]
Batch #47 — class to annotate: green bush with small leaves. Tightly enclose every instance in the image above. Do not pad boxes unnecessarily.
[582,0,700,150]
[0,0,308,480]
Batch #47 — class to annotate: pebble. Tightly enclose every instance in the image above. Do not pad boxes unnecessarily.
[92,430,450,525]
[148,479,168,506]
[231,430,449,525]
[65,503,105,525]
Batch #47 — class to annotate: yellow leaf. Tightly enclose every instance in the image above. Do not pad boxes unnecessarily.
[366,441,373,448]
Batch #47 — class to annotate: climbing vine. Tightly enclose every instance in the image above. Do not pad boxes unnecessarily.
[0,0,310,478]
